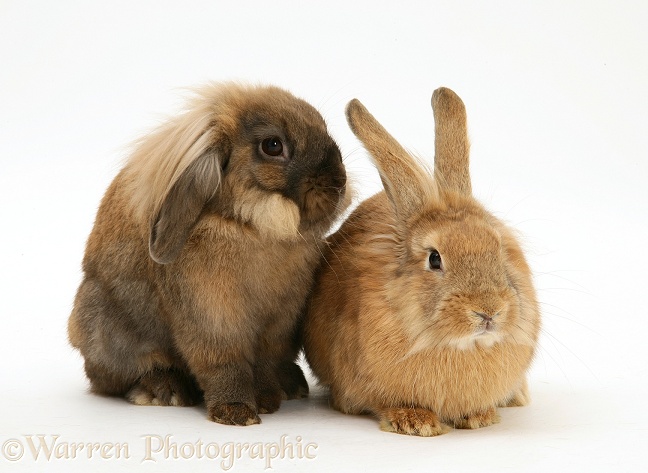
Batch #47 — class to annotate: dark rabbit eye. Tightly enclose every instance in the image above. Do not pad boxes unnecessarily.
[428,249,442,271]
[261,137,284,157]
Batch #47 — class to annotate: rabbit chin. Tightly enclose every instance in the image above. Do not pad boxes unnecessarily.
[447,330,504,351]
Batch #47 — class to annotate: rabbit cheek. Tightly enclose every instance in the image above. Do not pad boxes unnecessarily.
[250,159,287,192]
[250,193,301,240]
[429,297,480,348]
[229,183,301,239]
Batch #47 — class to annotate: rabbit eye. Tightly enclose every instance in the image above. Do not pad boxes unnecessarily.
[261,137,284,157]
[428,249,443,271]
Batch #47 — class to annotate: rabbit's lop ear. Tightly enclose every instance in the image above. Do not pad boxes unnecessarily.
[346,99,436,220]
[149,147,222,265]
[432,87,471,196]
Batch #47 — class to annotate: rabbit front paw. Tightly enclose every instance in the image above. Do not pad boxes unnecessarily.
[208,402,260,426]
[378,407,450,437]
[452,407,501,429]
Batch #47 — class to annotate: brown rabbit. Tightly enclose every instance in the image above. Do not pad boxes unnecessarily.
[68,83,348,426]
[303,87,540,436]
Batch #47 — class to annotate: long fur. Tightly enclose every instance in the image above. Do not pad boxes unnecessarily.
[303,87,540,437]
[68,83,348,426]
[124,85,234,225]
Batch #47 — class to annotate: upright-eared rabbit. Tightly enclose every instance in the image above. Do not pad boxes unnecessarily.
[68,83,348,426]
[303,88,540,436]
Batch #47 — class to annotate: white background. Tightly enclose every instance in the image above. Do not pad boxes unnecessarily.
[1,1,647,472]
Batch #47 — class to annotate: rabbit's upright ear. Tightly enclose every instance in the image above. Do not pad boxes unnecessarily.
[149,148,221,264]
[346,99,436,220]
[431,87,471,196]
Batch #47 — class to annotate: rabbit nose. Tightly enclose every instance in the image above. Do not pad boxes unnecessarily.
[473,311,500,329]
[473,311,498,322]
[473,311,498,332]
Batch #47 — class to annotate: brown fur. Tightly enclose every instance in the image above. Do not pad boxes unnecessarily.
[68,83,348,425]
[303,87,540,436]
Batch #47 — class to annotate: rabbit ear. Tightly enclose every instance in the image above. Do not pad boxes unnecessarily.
[149,148,222,264]
[122,86,229,265]
[432,87,471,196]
[346,99,436,220]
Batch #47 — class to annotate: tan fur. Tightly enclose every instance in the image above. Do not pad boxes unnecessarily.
[68,83,347,425]
[432,88,471,195]
[303,87,540,436]
[232,189,301,240]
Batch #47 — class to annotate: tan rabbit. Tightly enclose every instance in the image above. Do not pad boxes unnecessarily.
[68,83,348,426]
[303,88,540,436]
